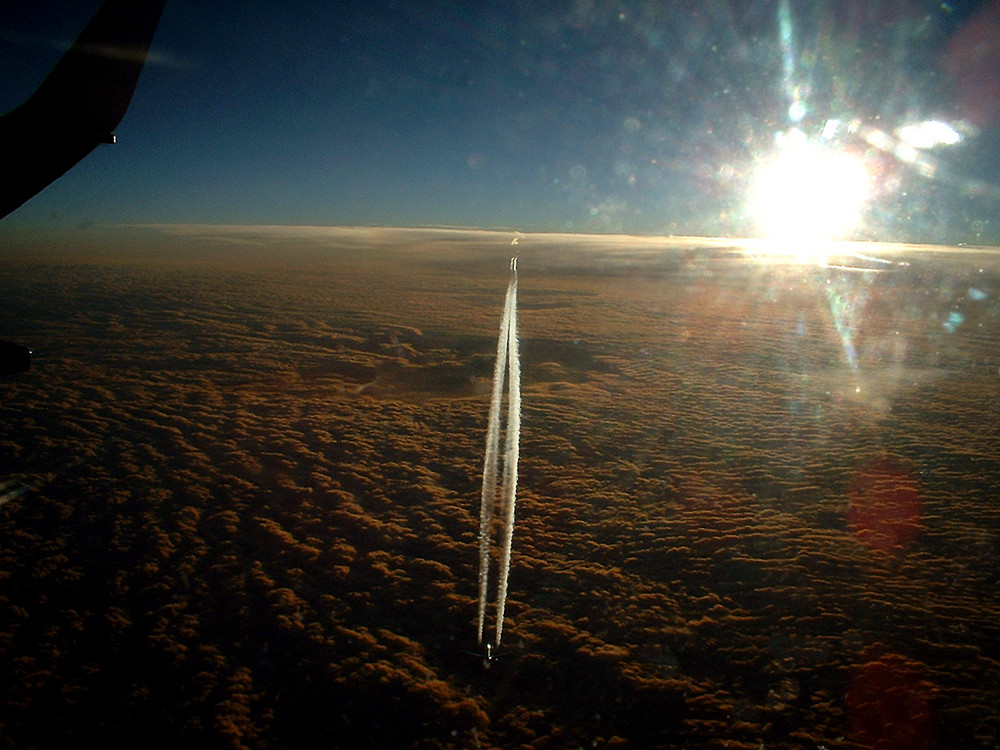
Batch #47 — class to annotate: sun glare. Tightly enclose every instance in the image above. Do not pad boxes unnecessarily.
[749,129,870,251]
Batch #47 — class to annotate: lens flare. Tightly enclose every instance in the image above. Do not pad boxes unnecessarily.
[749,129,870,247]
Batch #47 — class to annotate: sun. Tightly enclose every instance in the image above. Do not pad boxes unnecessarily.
[748,128,870,250]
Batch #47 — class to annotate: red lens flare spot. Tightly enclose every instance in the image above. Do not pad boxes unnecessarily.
[846,457,921,553]
[846,647,936,750]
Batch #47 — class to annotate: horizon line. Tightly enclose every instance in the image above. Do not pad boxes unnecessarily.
[7,221,1000,255]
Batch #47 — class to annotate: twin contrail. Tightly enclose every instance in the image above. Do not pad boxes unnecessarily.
[476,257,521,652]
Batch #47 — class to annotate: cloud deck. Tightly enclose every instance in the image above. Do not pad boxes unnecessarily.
[0,227,998,748]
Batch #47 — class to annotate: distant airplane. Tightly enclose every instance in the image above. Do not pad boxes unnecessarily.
[0,0,167,374]
[462,642,502,670]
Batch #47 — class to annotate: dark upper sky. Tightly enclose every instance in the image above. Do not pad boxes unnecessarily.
[1,0,999,242]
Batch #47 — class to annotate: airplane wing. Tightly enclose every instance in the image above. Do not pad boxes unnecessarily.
[0,340,31,375]
[0,0,168,220]
[1,0,167,375]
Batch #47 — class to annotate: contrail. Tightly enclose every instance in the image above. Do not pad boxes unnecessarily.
[476,264,514,644]
[494,261,520,647]
[476,258,521,652]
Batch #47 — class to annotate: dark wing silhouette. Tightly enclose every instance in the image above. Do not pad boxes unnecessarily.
[0,341,31,375]
[0,0,168,220]
[1,0,167,375]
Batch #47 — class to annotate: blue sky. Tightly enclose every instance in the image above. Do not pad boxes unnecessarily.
[2,0,999,242]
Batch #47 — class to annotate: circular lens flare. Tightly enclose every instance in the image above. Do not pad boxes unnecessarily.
[749,130,870,247]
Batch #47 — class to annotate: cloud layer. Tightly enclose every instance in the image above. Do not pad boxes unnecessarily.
[0,227,998,748]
